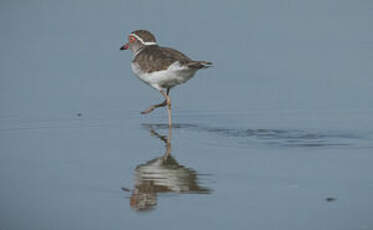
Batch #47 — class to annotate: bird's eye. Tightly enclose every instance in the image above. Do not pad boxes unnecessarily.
[129,36,136,43]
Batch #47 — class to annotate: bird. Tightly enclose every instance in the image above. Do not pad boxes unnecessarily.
[120,30,212,127]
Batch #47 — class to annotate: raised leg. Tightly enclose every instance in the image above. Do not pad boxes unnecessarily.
[141,89,171,115]
[141,100,167,114]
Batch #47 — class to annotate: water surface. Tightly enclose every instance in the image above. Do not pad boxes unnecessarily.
[1,0,373,229]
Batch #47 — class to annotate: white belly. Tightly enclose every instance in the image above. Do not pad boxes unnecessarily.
[131,61,197,90]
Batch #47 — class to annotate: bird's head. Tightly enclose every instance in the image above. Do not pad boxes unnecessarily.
[120,30,157,55]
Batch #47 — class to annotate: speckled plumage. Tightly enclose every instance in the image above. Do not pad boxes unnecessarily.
[133,46,191,73]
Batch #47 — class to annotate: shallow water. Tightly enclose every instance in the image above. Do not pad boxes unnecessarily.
[1,0,373,229]
[1,111,373,230]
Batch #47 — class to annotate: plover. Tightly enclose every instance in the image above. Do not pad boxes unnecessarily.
[120,30,212,126]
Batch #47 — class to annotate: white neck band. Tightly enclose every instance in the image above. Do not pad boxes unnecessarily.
[130,33,157,46]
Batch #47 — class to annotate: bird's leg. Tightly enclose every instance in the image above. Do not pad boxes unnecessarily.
[160,88,172,127]
[141,89,171,115]
[141,100,167,114]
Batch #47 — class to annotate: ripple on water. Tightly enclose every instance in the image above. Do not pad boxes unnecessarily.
[143,123,371,149]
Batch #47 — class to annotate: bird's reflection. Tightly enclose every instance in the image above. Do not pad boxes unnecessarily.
[127,125,211,212]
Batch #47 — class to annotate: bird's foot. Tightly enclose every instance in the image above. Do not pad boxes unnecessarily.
[141,106,155,114]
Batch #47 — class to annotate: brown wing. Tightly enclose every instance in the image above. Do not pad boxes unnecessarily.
[133,46,192,73]
[159,47,192,64]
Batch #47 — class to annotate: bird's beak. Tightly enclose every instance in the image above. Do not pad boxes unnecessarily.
[120,43,129,50]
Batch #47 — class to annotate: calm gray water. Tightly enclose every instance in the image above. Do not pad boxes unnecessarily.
[1,0,373,229]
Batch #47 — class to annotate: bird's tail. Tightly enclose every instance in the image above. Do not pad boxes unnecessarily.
[187,61,213,69]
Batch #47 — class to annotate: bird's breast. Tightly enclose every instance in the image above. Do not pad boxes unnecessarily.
[131,61,197,89]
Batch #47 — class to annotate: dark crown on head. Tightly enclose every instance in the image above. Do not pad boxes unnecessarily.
[131,30,157,43]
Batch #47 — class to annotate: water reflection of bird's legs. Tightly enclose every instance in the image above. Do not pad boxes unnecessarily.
[163,125,172,159]
[147,125,172,160]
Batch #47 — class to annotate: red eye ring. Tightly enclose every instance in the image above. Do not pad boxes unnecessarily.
[129,36,136,43]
